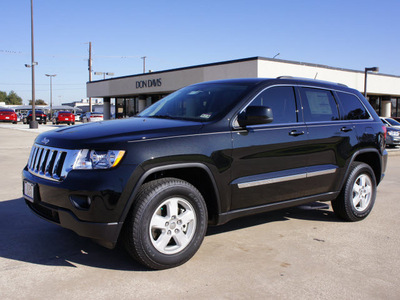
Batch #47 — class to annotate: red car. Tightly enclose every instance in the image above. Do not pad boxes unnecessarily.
[52,111,75,125]
[0,109,18,124]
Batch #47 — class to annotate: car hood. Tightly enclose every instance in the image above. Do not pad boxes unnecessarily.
[35,117,204,149]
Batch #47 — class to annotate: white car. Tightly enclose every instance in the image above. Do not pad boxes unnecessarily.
[81,112,103,123]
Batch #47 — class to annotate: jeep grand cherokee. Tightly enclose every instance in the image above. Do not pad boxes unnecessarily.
[22,77,387,269]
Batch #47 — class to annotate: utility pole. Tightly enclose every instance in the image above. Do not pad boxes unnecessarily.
[45,74,56,118]
[88,42,92,112]
[30,0,38,128]
[141,56,146,73]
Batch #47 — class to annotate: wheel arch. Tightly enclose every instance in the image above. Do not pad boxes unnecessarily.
[120,163,221,227]
[344,148,383,187]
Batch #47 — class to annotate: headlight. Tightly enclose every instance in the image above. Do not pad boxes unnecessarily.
[73,149,125,170]
[388,131,399,137]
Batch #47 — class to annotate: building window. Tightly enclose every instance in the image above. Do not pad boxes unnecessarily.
[392,98,399,117]
[368,96,381,116]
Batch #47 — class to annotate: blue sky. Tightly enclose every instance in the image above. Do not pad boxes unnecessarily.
[1,0,399,105]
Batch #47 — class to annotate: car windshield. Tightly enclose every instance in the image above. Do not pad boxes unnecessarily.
[138,82,253,122]
[386,118,400,126]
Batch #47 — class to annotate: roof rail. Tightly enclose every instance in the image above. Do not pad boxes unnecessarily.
[276,76,348,87]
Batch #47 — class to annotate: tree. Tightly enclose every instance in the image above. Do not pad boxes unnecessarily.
[0,90,23,105]
[6,91,23,105]
[28,99,47,105]
[0,91,7,104]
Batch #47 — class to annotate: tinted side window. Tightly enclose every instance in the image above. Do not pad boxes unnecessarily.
[337,92,370,120]
[300,88,339,122]
[248,86,297,124]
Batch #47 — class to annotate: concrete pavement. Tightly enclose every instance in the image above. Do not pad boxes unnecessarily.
[0,123,399,299]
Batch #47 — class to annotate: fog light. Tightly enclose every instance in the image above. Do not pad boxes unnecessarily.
[70,195,92,210]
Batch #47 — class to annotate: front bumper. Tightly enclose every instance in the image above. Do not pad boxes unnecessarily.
[22,164,137,248]
[386,135,400,146]
[26,199,122,248]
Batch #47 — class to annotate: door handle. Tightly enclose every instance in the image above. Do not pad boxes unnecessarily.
[289,130,305,136]
[340,126,353,132]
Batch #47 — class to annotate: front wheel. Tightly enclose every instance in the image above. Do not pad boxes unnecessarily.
[332,162,376,221]
[124,178,208,269]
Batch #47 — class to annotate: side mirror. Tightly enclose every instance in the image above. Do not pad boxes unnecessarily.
[238,106,274,127]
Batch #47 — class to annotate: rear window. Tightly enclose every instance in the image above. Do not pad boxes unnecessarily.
[300,88,340,122]
[337,92,370,120]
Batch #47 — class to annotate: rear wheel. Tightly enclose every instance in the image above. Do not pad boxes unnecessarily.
[332,162,376,221]
[124,178,208,269]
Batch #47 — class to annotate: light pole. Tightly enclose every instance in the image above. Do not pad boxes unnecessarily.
[45,74,56,118]
[364,67,379,97]
[141,56,146,73]
[94,72,114,79]
[273,53,280,59]
[28,0,38,128]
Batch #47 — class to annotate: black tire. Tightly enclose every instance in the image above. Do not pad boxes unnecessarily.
[124,178,208,270]
[332,162,376,221]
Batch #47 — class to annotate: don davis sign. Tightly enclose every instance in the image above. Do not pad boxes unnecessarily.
[136,78,162,89]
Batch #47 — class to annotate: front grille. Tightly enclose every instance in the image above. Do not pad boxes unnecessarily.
[27,144,79,181]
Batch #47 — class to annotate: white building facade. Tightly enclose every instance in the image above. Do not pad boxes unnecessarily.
[86,57,400,119]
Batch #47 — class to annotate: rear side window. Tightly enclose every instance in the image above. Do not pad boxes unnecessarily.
[300,88,339,122]
[247,86,297,124]
[337,92,370,120]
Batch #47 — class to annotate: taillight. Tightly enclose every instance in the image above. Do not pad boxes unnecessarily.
[382,125,387,139]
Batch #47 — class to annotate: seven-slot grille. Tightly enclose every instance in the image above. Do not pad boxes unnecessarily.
[27,144,77,181]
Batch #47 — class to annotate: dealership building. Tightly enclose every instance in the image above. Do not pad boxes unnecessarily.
[86,56,400,120]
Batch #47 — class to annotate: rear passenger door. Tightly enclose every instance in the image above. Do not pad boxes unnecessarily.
[298,87,358,196]
[230,85,309,210]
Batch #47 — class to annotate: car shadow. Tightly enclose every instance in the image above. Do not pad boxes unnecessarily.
[0,198,147,271]
[0,198,338,271]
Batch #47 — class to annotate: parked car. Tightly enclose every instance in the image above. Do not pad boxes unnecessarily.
[385,126,400,147]
[23,110,47,124]
[23,77,387,270]
[380,117,400,129]
[0,108,18,124]
[74,113,81,122]
[81,112,103,122]
[52,111,75,125]
[392,116,400,122]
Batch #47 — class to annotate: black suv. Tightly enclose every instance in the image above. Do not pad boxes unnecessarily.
[22,77,387,269]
